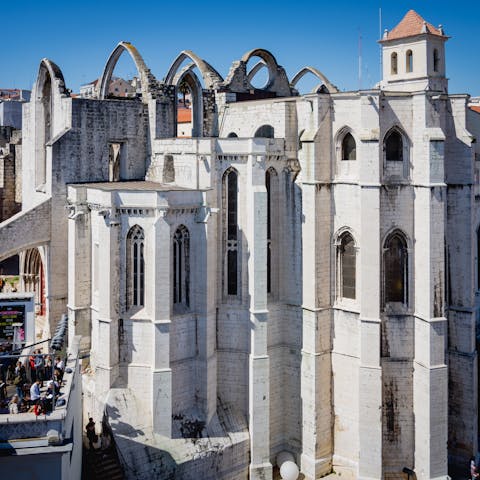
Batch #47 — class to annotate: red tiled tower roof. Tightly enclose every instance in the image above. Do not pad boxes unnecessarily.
[383,10,445,41]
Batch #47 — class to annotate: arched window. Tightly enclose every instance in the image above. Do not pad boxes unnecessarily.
[173,226,190,307]
[127,225,145,308]
[385,130,403,162]
[433,49,439,72]
[406,50,413,73]
[22,248,45,316]
[223,169,238,295]
[337,232,356,300]
[391,52,398,75]
[254,125,274,138]
[384,232,408,304]
[227,132,238,138]
[341,132,356,160]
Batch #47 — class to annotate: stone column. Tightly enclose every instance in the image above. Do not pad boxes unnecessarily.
[150,208,172,437]
[195,197,217,424]
[358,184,382,480]
[67,190,91,353]
[413,149,448,479]
[357,110,382,478]
[247,150,272,480]
[94,202,120,393]
[300,98,333,479]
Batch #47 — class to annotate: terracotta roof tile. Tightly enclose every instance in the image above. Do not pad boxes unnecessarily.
[177,107,192,123]
[384,10,445,41]
[470,106,480,114]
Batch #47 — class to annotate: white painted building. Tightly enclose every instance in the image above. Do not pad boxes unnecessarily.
[0,9,479,480]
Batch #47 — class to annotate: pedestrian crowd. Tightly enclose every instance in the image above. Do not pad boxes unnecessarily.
[0,348,65,416]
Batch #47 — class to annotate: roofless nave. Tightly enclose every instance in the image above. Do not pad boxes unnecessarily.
[0,9,479,480]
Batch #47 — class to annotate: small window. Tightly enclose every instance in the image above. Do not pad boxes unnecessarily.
[254,125,274,138]
[127,225,145,308]
[341,132,356,160]
[385,130,403,162]
[173,226,190,307]
[227,132,238,138]
[338,232,356,299]
[406,50,413,73]
[391,52,398,75]
[384,232,408,304]
[433,49,439,73]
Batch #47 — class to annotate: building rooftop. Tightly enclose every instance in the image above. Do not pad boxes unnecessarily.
[382,10,445,41]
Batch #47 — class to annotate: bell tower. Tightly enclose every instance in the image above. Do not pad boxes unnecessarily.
[379,10,449,93]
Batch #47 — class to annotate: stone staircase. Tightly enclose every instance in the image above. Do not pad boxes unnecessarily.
[83,447,124,480]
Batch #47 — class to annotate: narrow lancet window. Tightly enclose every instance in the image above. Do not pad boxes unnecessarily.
[391,52,398,75]
[433,49,440,72]
[173,225,190,307]
[127,225,145,308]
[384,232,408,304]
[338,232,356,299]
[385,130,403,162]
[266,169,272,294]
[406,50,413,73]
[224,169,238,295]
[342,132,356,160]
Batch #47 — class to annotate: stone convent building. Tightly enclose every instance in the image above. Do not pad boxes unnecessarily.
[1,9,480,480]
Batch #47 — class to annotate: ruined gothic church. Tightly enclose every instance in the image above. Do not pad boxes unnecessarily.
[1,9,480,480]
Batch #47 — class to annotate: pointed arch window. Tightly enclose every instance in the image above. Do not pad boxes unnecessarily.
[337,232,356,300]
[384,232,408,304]
[385,130,403,162]
[127,225,145,308]
[391,52,398,75]
[341,132,356,160]
[173,225,190,307]
[224,168,239,295]
[406,50,413,73]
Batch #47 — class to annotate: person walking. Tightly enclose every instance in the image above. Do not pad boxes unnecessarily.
[85,418,97,450]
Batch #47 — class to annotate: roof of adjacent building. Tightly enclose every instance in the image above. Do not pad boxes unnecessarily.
[470,106,480,114]
[177,107,192,123]
[383,10,445,41]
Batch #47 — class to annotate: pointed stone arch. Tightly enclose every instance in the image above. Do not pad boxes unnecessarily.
[246,59,267,83]
[290,66,339,94]
[224,48,292,96]
[174,67,204,138]
[164,50,223,89]
[20,247,46,318]
[34,59,68,188]
[97,41,157,101]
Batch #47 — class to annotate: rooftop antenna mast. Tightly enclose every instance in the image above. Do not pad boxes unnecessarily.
[379,5,383,81]
[358,29,362,91]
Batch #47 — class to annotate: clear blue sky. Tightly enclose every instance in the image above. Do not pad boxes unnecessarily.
[2,0,479,96]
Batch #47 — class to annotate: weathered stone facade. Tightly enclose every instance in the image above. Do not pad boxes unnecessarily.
[0,9,479,480]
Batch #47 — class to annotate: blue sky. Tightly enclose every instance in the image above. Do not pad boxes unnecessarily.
[2,0,479,96]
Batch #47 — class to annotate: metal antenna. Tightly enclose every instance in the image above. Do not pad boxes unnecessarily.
[358,29,362,91]
[379,5,383,81]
